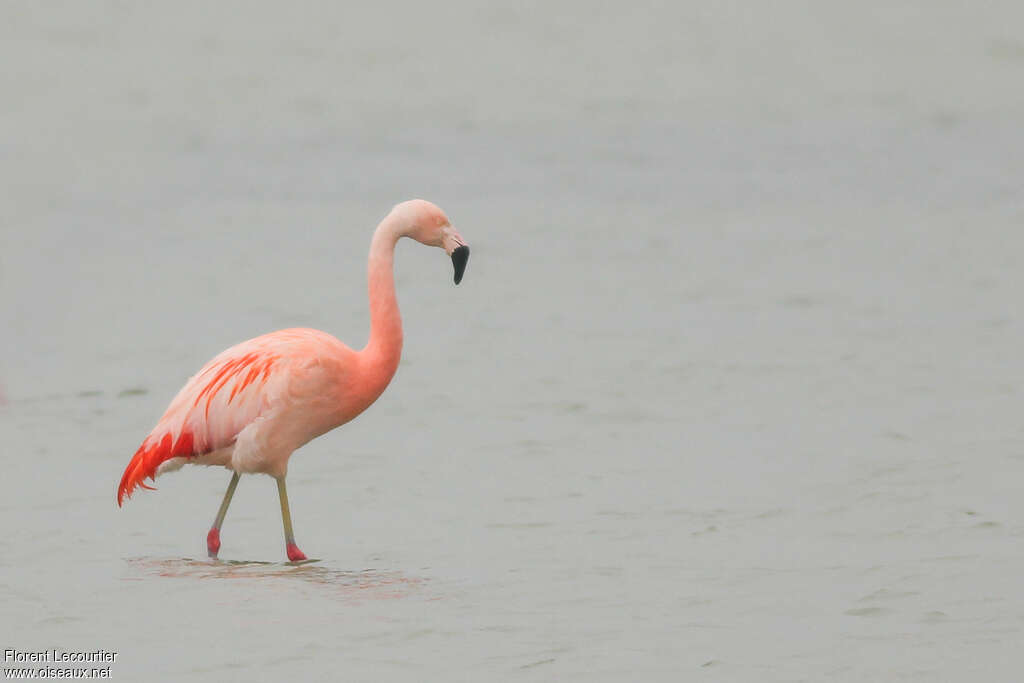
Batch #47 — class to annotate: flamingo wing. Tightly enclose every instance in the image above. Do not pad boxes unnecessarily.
[117,329,339,505]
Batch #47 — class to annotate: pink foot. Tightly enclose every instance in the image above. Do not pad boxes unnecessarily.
[286,543,307,562]
[207,528,221,558]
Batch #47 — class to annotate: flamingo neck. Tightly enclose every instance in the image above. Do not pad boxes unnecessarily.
[360,214,404,396]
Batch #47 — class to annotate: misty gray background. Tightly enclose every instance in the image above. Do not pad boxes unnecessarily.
[2,2,1024,681]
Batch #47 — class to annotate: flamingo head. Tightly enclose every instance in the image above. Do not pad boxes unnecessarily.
[392,199,470,284]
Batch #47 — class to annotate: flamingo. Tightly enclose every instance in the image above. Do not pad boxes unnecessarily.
[117,200,469,562]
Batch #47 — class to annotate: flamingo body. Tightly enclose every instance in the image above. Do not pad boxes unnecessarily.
[118,328,371,504]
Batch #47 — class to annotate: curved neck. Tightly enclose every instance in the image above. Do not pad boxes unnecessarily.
[360,214,404,392]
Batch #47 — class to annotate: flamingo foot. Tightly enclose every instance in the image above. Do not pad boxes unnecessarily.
[207,528,221,558]
[286,543,307,562]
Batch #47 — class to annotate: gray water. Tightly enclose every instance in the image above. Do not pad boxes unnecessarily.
[3,2,1024,680]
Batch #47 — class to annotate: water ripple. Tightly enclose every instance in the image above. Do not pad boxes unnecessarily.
[124,557,425,601]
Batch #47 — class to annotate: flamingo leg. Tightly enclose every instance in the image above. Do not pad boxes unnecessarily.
[277,477,307,562]
[207,471,240,558]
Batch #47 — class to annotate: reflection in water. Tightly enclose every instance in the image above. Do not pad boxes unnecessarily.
[125,557,425,602]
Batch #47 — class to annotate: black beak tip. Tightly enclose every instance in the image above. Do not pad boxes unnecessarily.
[451,245,469,285]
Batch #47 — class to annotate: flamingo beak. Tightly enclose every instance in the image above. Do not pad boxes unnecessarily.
[443,228,469,284]
[451,245,470,285]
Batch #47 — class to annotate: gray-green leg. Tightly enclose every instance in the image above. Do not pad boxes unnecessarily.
[207,471,240,558]
[277,477,308,562]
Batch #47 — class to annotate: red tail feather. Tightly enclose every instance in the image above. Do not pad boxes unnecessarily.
[117,430,198,506]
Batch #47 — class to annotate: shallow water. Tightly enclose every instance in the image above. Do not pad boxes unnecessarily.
[3,2,1024,680]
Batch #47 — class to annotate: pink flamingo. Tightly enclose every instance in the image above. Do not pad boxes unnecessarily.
[117,200,469,562]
